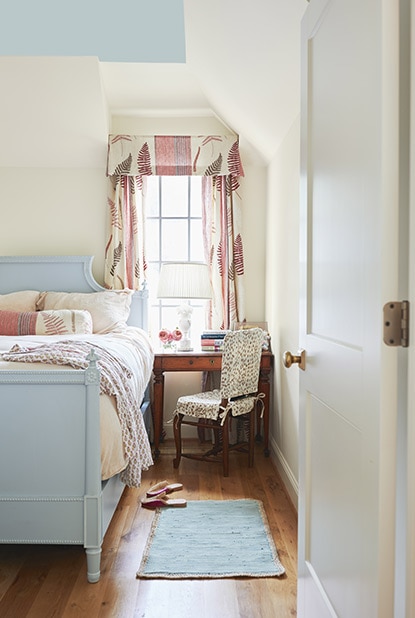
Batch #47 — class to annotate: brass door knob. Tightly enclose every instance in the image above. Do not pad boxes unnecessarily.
[283,349,306,370]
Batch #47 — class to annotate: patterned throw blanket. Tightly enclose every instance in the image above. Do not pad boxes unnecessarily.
[2,340,153,487]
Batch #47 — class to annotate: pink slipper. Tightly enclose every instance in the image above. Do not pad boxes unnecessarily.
[146,480,184,498]
[141,493,187,510]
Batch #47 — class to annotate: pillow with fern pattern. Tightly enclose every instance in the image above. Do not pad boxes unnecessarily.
[0,309,93,336]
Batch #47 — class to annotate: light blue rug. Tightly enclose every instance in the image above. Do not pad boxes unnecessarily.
[136,499,285,579]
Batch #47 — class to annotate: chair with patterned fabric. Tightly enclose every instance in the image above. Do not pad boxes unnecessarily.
[172,328,265,476]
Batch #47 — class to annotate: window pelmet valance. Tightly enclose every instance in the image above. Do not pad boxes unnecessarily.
[107,134,244,177]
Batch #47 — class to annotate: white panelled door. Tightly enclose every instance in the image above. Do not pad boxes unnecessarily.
[296,0,407,616]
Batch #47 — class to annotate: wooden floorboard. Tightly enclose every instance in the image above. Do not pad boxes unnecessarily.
[0,441,298,617]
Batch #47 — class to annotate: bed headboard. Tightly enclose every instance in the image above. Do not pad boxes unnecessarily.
[0,255,148,330]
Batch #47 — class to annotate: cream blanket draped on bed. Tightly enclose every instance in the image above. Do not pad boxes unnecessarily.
[2,336,153,487]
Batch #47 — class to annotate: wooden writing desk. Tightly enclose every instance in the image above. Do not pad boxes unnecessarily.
[152,350,274,458]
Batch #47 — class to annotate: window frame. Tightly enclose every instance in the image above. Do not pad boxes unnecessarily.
[146,175,206,346]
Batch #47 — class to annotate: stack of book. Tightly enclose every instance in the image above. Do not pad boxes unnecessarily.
[200,330,231,351]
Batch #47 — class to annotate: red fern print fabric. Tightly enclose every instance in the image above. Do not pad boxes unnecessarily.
[202,175,246,330]
[0,310,93,335]
[2,339,153,487]
[104,175,146,291]
[107,134,244,178]
[105,134,245,293]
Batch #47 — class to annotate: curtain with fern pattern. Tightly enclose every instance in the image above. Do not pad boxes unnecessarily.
[107,134,244,178]
[201,175,246,330]
[105,134,246,328]
[104,174,147,290]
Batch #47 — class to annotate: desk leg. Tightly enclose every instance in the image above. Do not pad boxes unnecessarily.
[152,369,165,459]
[258,367,271,457]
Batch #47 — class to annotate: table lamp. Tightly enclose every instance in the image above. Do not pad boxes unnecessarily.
[157,261,211,351]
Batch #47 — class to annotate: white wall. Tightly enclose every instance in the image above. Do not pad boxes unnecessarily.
[0,57,110,285]
[266,116,301,507]
[240,165,267,321]
[0,168,108,284]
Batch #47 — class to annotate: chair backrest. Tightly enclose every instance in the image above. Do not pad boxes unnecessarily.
[220,328,264,400]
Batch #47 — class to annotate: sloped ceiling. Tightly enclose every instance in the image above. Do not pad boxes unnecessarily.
[0,0,307,168]
[102,0,308,164]
[182,0,307,162]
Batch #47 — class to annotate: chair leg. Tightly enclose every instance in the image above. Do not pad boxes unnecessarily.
[197,419,207,443]
[173,413,183,468]
[248,409,255,468]
[222,415,230,477]
[213,420,222,453]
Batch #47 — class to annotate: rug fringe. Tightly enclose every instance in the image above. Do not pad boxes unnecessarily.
[136,509,162,578]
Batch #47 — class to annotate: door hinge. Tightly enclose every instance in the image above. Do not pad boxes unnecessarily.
[383,301,409,347]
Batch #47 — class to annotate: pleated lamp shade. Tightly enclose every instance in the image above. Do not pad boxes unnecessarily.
[157,262,211,300]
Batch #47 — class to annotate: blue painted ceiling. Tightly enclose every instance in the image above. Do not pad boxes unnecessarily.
[0,0,186,62]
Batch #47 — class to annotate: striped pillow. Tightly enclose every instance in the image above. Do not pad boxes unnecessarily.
[0,309,93,336]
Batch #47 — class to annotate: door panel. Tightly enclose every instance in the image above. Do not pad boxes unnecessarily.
[306,396,363,617]
[298,0,402,616]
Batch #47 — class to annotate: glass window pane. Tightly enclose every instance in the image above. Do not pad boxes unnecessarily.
[161,177,188,217]
[146,219,160,261]
[159,306,180,335]
[146,177,160,217]
[147,174,206,337]
[161,220,188,260]
[146,262,160,303]
[190,177,202,217]
[190,219,204,261]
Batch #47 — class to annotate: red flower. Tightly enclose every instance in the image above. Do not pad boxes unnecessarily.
[171,328,182,341]
[158,328,170,343]
[159,327,182,345]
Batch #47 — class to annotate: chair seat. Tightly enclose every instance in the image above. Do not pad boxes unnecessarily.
[175,388,259,422]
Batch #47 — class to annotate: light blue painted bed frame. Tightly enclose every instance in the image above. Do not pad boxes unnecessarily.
[0,255,150,583]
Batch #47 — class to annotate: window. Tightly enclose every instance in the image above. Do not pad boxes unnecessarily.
[146,176,206,346]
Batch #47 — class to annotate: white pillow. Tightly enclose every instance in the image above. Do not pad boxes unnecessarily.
[0,290,40,312]
[36,290,133,334]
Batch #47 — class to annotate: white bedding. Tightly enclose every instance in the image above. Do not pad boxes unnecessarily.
[0,326,154,482]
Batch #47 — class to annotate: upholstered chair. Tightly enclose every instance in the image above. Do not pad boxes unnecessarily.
[172,328,265,476]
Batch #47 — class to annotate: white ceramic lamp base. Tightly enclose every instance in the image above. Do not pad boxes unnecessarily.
[177,305,193,351]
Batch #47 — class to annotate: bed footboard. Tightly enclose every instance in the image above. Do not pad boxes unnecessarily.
[0,352,107,583]
[0,255,151,583]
